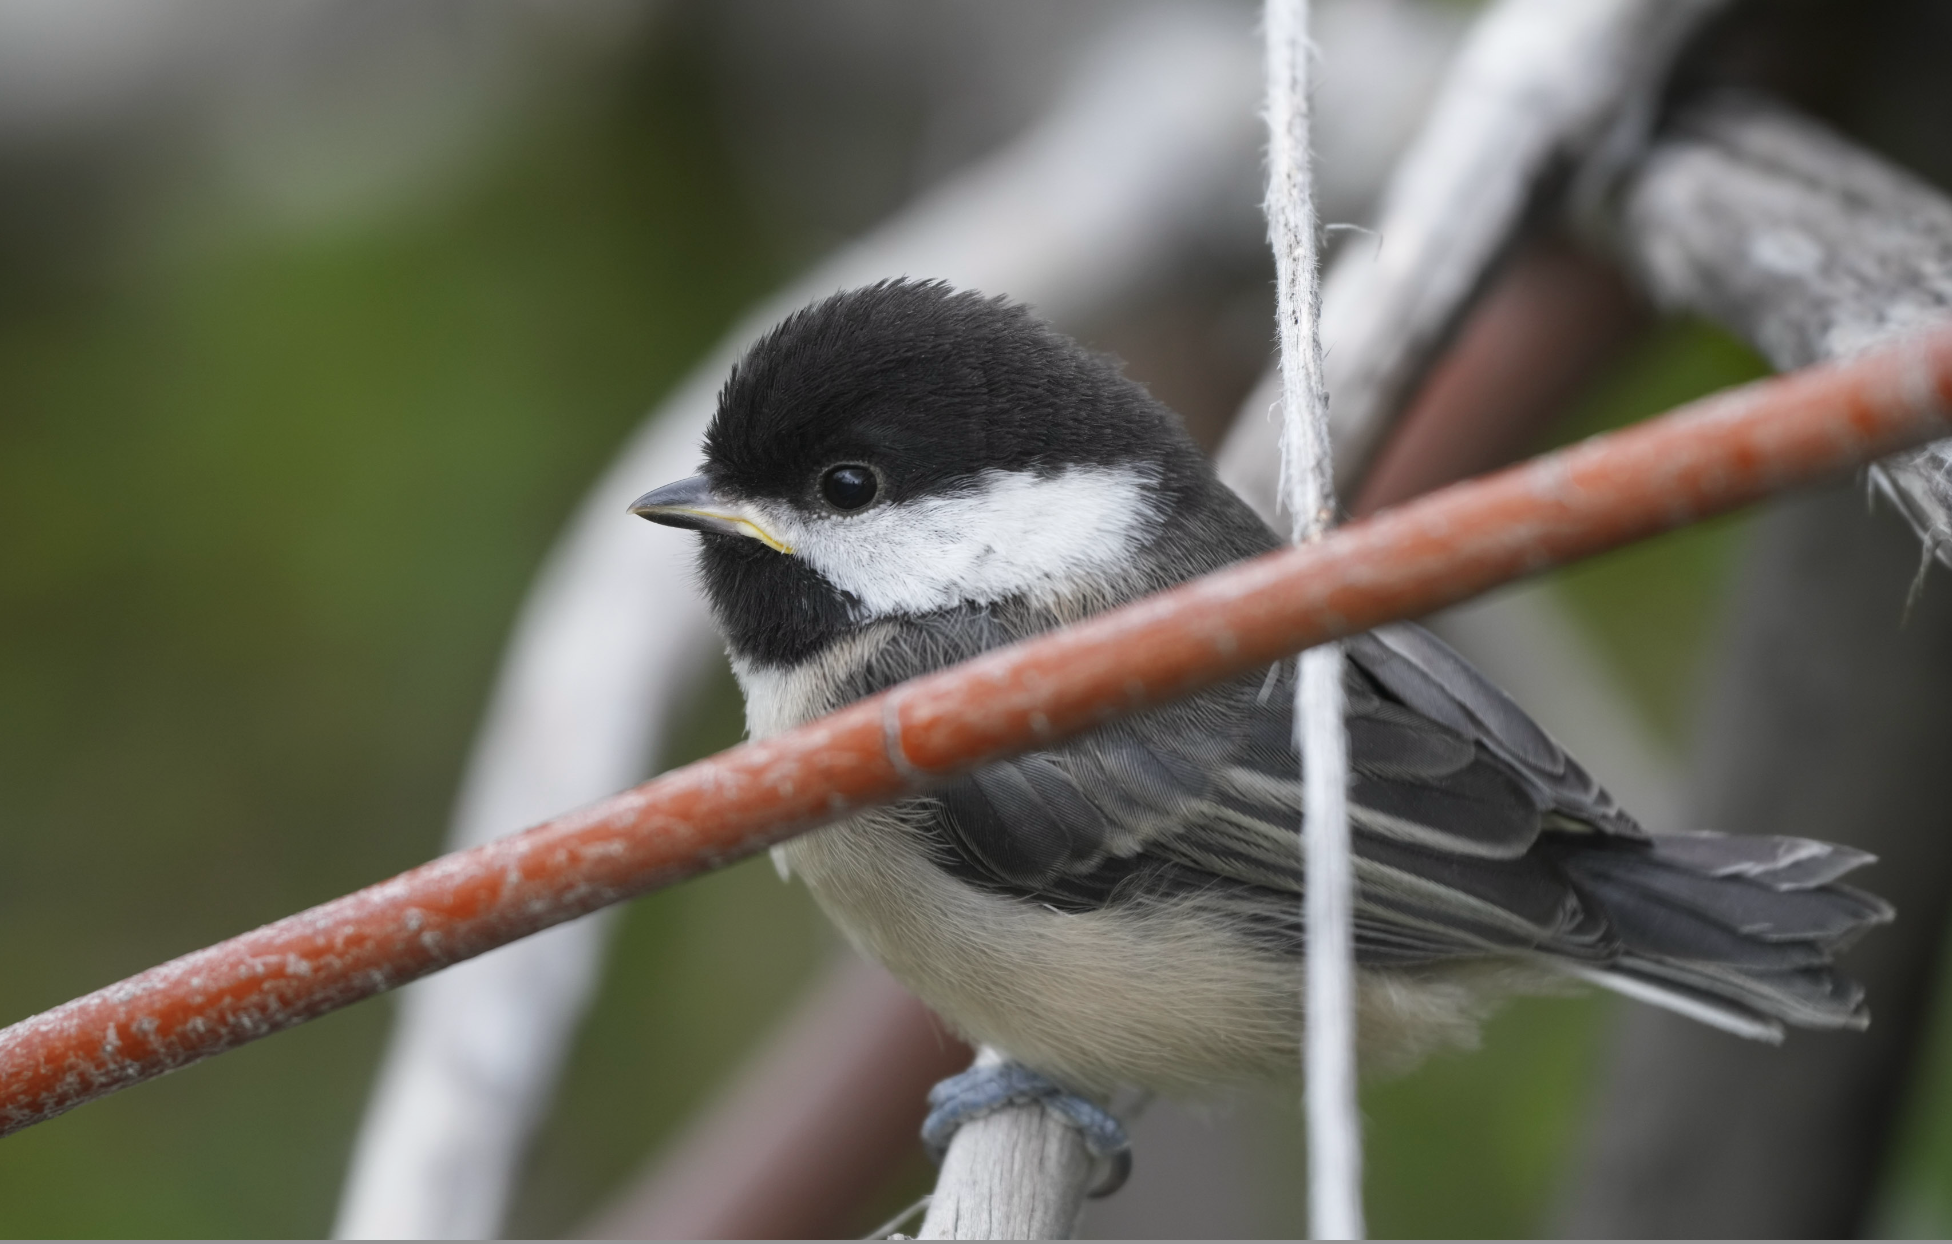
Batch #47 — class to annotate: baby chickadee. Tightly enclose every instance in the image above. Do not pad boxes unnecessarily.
[633,280,1890,1099]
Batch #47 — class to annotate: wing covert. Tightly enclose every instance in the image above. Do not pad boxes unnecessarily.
[921,622,1646,970]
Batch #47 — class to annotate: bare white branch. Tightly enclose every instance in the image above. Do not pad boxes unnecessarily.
[1616,94,1952,567]
[916,1050,1097,1241]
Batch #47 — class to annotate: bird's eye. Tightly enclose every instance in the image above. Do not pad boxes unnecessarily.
[820,464,879,512]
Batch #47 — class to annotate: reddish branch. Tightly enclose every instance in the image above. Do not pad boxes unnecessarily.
[3,323,1951,1138]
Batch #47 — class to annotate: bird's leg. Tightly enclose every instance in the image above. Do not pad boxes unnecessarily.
[921,1053,1133,1196]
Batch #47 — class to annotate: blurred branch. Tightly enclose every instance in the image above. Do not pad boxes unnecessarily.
[1349,239,1648,519]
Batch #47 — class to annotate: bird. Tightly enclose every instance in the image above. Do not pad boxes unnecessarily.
[630,278,1891,1108]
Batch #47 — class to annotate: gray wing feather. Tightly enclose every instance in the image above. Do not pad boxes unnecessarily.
[1351,624,1639,835]
[1645,832,1878,890]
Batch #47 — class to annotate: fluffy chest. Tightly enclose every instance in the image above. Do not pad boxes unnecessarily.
[780,800,1304,1096]
[733,638,1299,1093]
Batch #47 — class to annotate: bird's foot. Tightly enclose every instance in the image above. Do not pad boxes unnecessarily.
[921,1057,1132,1196]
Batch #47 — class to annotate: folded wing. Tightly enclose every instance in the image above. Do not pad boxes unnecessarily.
[927,621,1890,1038]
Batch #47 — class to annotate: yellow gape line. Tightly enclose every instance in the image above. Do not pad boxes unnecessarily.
[666,508,796,554]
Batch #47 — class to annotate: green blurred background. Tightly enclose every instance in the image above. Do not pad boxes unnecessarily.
[1,3,1950,1238]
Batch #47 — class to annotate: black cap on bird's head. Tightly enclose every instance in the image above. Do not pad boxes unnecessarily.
[630,280,1229,667]
[700,279,1194,500]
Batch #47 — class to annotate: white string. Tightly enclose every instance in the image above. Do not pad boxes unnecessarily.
[1264,1,1363,1239]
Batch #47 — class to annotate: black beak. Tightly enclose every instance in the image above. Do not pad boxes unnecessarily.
[629,475,794,553]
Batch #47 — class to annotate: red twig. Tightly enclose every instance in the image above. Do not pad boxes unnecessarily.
[3,322,1950,1138]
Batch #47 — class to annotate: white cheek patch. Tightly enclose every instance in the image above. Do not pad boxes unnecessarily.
[754,465,1160,618]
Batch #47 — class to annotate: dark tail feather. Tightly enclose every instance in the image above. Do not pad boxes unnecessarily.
[1556,833,1893,1042]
